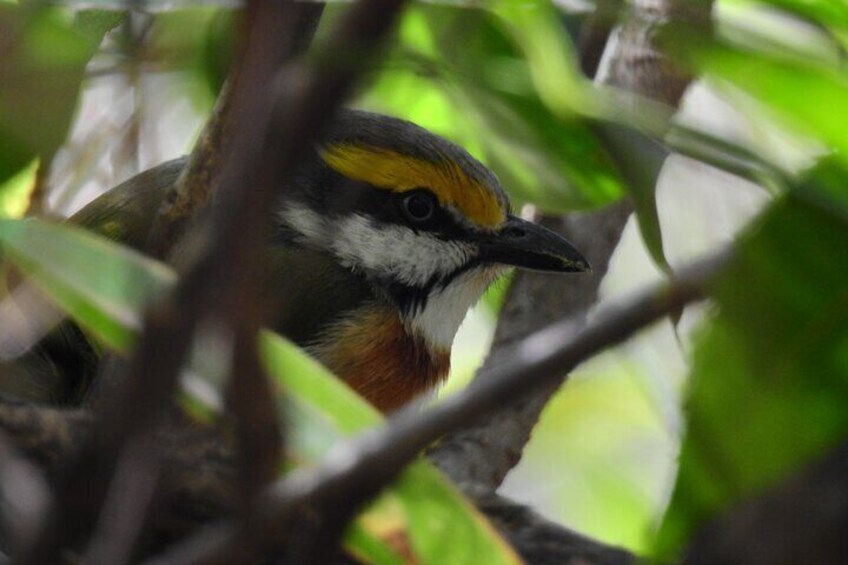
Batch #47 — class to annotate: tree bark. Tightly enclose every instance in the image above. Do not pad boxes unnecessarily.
[429,0,713,491]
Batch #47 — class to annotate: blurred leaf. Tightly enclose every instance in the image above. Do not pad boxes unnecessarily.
[362,3,675,270]
[488,0,587,115]
[0,5,104,184]
[0,218,174,350]
[0,217,519,565]
[0,159,37,218]
[727,0,848,48]
[593,122,671,272]
[72,8,124,40]
[665,24,848,166]
[148,8,228,110]
[655,160,848,557]
[360,4,625,211]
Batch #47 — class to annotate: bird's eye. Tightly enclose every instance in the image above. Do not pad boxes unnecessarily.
[402,192,436,222]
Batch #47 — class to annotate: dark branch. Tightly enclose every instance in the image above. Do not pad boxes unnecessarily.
[14,2,324,562]
[429,0,714,492]
[0,403,634,563]
[429,204,633,487]
[578,0,623,78]
[146,5,325,261]
[157,247,729,563]
[475,491,636,565]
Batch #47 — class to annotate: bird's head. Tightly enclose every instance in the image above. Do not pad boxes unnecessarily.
[278,110,589,352]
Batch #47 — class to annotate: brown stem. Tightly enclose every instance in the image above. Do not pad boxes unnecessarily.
[154,248,728,564]
[429,0,714,492]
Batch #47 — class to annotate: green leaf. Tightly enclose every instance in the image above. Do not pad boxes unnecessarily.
[0,5,102,184]
[593,122,670,272]
[487,0,587,115]
[72,8,125,43]
[361,3,673,267]
[262,334,521,565]
[655,160,848,557]
[0,217,519,565]
[725,0,848,48]
[664,25,848,167]
[359,4,625,211]
[0,159,37,218]
[0,218,174,350]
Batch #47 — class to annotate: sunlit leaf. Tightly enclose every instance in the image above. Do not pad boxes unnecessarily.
[0,159,37,218]
[725,0,848,48]
[72,8,125,40]
[488,0,587,115]
[655,160,848,557]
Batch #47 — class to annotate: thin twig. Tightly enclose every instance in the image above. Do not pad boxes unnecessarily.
[149,247,730,564]
[12,2,308,562]
[145,6,324,261]
[82,2,323,563]
[0,399,637,563]
[139,0,403,561]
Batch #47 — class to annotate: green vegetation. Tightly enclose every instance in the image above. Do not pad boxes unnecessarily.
[1,0,846,561]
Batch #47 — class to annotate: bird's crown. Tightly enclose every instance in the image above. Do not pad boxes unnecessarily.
[319,110,509,229]
[277,109,588,350]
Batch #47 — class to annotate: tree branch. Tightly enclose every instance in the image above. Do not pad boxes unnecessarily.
[156,247,729,563]
[146,4,325,261]
[0,403,635,564]
[429,0,714,492]
[429,203,633,487]
[475,491,636,565]
[14,2,324,562]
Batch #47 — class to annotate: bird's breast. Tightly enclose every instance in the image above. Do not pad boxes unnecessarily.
[307,305,450,413]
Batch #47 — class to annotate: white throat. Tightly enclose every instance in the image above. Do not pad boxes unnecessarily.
[406,268,501,350]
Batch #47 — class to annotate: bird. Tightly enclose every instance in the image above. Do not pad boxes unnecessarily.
[21,109,589,413]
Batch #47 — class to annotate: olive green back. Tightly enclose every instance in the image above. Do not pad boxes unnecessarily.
[7,157,375,405]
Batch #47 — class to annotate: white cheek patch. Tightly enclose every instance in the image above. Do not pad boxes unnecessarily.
[279,206,476,288]
[279,203,501,350]
[279,203,327,243]
[408,267,501,349]
[331,214,474,287]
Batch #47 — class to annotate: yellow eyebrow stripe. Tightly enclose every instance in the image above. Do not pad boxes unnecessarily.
[320,144,506,228]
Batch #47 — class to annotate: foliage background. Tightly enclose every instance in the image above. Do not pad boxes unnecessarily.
[0,0,846,561]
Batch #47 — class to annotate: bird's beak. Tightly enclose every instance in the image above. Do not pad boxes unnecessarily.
[477,215,590,273]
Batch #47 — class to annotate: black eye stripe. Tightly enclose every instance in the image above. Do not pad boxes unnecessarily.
[321,174,475,240]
